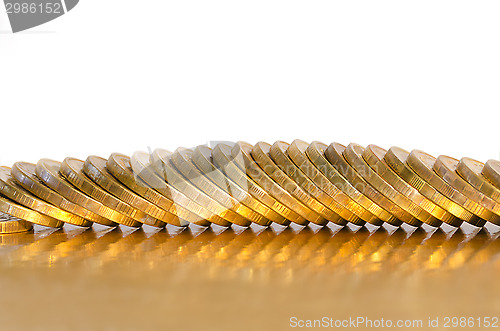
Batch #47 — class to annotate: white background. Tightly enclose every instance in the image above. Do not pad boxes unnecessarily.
[0,1,499,167]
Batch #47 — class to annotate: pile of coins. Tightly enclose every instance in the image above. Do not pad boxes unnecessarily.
[1,140,500,235]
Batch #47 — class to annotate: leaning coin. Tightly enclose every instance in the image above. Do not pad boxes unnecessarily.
[0,167,87,227]
[483,159,500,190]
[36,159,140,227]
[11,162,115,227]
[0,195,62,230]
[252,142,334,226]
[271,141,356,226]
[432,155,500,225]
[106,153,191,227]
[324,142,402,226]
[458,158,500,202]
[0,213,33,234]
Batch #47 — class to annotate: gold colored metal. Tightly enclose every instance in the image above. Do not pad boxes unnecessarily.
[0,167,86,227]
[433,155,500,225]
[0,213,33,234]
[483,159,500,189]
[305,142,385,226]
[252,142,332,226]
[11,162,114,227]
[83,156,173,228]
[345,143,434,227]
[458,157,500,202]
[36,159,139,227]
[324,143,402,226]
[363,145,457,227]
[406,150,487,227]
[0,194,62,230]
[170,148,267,227]
[106,153,191,227]
[271,141,358,226]
[191,145,287,226]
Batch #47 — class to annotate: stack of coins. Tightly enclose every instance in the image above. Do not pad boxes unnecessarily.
[1,140,500,235]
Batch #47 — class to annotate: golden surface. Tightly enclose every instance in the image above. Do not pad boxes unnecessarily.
[0,224,499,330]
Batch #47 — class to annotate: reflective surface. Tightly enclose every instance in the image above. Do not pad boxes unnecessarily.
[1,223,499,330]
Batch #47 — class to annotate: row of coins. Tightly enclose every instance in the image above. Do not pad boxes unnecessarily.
[1,140,500,234]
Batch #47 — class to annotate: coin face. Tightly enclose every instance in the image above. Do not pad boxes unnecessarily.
[458,157,500,202]
[483,159,500,189]
[0,213,33,234]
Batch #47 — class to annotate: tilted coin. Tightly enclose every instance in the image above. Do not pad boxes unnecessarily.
[345,143,435,227]
[305,141,385,226]
[0,167,87,227]
[0,194,62,230]
[11,162,114,227]
[172,147,271,226]
[131,151,226,227]
[363,144,459,227]
[383,147,466,227]
[36,159,140,227]
[483,159,500,189]
[458,157,500,202]
[0,213,33,234]
[170,148,266,227]
[60,158,156,227]
[106,153,191,227]
[209,144,304,225]
[83,156,176,228]
[406,150,487,227]
[432,155,500,225]
[192,145,289,226]
[271,141,358,226]
[324,143,402,226]
[252,142,333,226]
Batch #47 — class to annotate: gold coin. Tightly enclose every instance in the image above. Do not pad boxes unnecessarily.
[288,140,379,225]
[11,162,114,227]
[0,194,62,230]
[83,156,175,228]
[192,145,288,226]
[432,154,500,225]
[208,144,301,225]
[458,157,500,202]
[0,167,87,227]
[150,149,240,227]
[0,213,33,234]
[36,158,140,227]
[173,147,272,226]
[305,141,384,226]
[483,159,500,189]
[252,142,333,226]
[363,144,458,227]
[170,148,267,226]
[106,153,191,227]
[229,142,314,226]
[344,143,429,227]
[59,158,153,227]
[271,141,357,226]
[131,151,225,227]
[324,143,402,226]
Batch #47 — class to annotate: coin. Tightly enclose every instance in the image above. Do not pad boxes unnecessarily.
[344,143,435,227]
[363,144,458,227]
[173,147,272,226]
[193,145,291,226]
[0,213,33,234]
[208,144,303,225]
[324,143,402,226]
[131,151,228,227]
[305,141,385,226]
[0,194,63,230]
[36,158,140,227]
[271,141,358,226]
[252,142,333,226]
[432,155,500,225]
[458,157,500,202]
[60,157,156,227]
[0,167,87,227]
[170,148,267,227]
[106,153,191,227]
[83,156,175,228]
[11,162,115,227]
[483,159,500,189]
